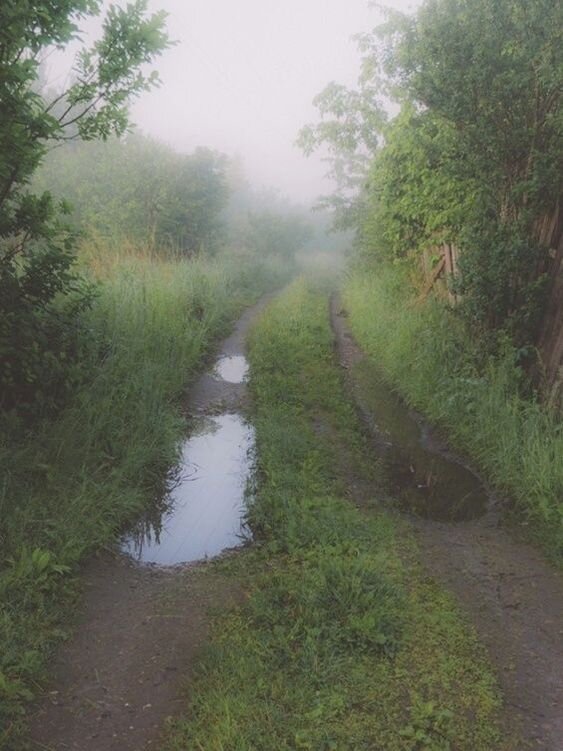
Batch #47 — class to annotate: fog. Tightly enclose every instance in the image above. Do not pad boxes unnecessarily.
[53,0,421,205]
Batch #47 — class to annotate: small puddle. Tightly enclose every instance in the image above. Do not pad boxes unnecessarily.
[214,355,249,383]
[353,360,489,521]
[121,413,254,566]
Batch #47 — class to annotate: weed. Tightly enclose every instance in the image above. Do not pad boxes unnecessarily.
[399,698,455,750]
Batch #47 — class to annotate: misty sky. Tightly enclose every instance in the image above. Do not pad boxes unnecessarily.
[56,1,422,204]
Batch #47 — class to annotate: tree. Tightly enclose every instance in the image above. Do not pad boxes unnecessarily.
[36,137,230,253]
[245,210,313,260]
[297,80,386,229]
[301,0,563,337]
[368,0,563,220]
[0,1,170,415]
[162,147,229,253]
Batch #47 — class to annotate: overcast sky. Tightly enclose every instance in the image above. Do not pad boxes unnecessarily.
[55,1,422,204]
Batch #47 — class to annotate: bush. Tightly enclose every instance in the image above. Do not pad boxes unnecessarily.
[0,240,95,417]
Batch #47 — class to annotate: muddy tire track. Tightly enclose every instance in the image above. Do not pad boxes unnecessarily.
[331,294,563,751]
[27,295,274,751]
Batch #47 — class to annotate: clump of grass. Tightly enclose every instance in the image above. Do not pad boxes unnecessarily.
[0,241,289,745]
[343,265,563,557]
[164,278,503,751]
[249,551,403,661]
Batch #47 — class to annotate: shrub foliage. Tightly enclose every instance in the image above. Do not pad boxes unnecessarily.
[0,1,169,414]
[301,0,563,337]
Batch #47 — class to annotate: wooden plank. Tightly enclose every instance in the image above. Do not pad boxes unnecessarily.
[418,255,446,302]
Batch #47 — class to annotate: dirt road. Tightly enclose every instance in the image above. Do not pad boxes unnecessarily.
[331,295,563,751]
[27,293,563,750]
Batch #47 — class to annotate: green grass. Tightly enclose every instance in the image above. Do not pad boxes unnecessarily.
[164,278,504,751]
[0,244,288,746]
[343,265,563,558]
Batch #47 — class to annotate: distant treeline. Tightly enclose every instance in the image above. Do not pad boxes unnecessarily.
[37,134,314,258]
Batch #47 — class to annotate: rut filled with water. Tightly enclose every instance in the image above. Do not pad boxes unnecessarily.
[121,298,271,567]
[331,300,492,522]
[352,359,490,521]
[121,413,254,565]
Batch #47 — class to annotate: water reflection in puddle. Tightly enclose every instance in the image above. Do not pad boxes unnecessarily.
[214,355,249,383]
[353,361,489,521]
[121,413,254,566]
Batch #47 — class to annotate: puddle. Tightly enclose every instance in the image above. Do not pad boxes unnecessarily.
[121,413,254,565]
[214,355,249,383]
[353,360,489,521]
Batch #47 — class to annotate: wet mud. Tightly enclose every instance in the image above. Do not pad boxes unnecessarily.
[331,294,563,750]
[352,358,490,521]
[330,298,492,522]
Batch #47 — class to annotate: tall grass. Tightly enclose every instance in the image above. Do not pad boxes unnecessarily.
[0,242,288,743]
[344,265,563,556]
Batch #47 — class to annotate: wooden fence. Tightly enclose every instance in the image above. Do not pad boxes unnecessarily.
[537,205,563,412]
[421,203,563,413]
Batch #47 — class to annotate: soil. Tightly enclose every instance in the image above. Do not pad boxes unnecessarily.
[27,295,273,751]
[27,556,238,751]
[330,295,563,751]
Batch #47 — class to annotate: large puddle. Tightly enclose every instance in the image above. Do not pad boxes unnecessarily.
[121,413,254,566]
[353,360,489,521]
